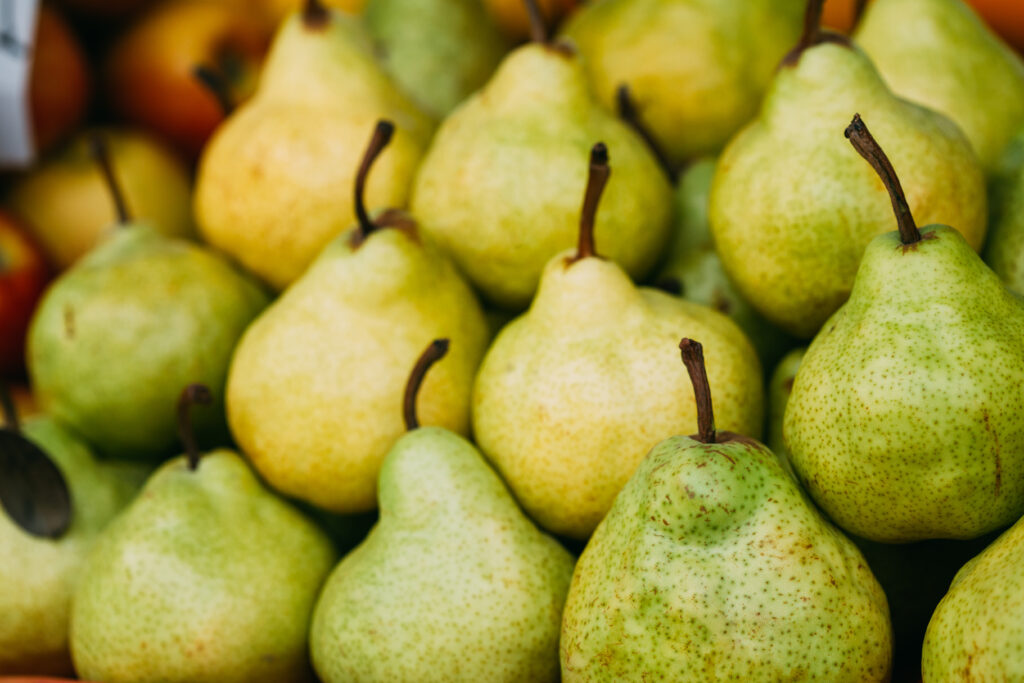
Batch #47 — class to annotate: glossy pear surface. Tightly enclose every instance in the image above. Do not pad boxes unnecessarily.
[70,450,336,683]
[310,427,574,682]
[560,432,892,681]
[473,252,763,539]
[410,44,672,310]
[710,42,986,338]
[785,226,1024,542]
[195,10,434,290]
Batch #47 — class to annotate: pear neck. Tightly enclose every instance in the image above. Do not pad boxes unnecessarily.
[403,340,450,431]
[177,384,213,471]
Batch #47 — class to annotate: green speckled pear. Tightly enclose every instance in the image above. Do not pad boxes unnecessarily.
[0,412,146,676]
[710,0,986,338]
[27,138,268,459]
[767,346,804,462]
[472,146,762,539]
[785,116,1024,543]
[410,12,672,310]
[984,126,1024,293]
[922,516,1024,680]
[560,339,892,681]
[70,386,336,683]
[855,0,1024,173]
[310,341,574,683]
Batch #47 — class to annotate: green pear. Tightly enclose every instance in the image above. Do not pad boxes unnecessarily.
[410,18,672,310]
[195,0,434,290]
[766,346,804,463]
[0,408,146,676]
[855,0,1024,173]
[785,116,1024,543]
[227,121,489,514]
[983,126,1024,293]
[560,339,892,681]
[561,0,806,167]
[27,137,269,459]
[922,516,1024,680]
[710,0,987,338]
[70,385,336,683]
[472,145,762,539]
[365,0,509,118]
[310,339,574,682]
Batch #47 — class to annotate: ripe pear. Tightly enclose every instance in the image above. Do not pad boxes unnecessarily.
[785,116,1024,543]
[855,0,1024,173]
[310,340,574,683]
[560,339,892,681]
[710,0,986,338]
[227,121,488,514]
[472,145,762,539]
[561,0,806,167]
[0,405,146,676]
[984,125,1024,293]
[194,0,434,290]
[922,516,1024,680]
[766,346,804,464]
[70,385,336,683]
[410,18,672,310]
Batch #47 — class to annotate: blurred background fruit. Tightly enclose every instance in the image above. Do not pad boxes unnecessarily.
[0,215,48,378]
[482,0,577,40]
[31,4,90,155]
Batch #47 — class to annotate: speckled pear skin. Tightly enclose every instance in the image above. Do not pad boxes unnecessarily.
[855,0,1024,173]
[710,42,987,338]
[27,225,269,460]
[984,128,1024,294]
[309,427,575,683]
[472,252,763,539]
[0,417,143,676]
[922,516,1024,680]
[409,44,672,311]
[560,432,893,681]
[70,450,336,683]
[226,226,489,514]
[194,9,434,290]
[785,225,1024,543]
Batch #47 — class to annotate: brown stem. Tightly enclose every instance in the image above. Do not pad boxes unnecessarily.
[303,0,329,28]
[192,64,235,116]
[0,385,17,433]
[679,339,716,444]
[352,120,395,246]
[780,0,851,66]
[89,133,130,224]
[522,0,548,44]
[852,0,869,28]
[403,339,449,431]
[844,114,921,245]
[568,143,611,264]
[177,384,213,471]
[615,84,675,182]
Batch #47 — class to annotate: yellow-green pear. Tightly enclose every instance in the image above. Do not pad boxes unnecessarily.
[984,125,1024,293]
[710,0,986,338]
[227,121,489,514]
[410,15,672,311]
[472,145,762,539]
[855,0,1024,173]
[194,0,434,290]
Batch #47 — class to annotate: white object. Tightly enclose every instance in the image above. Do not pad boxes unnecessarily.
[0,0,39,167]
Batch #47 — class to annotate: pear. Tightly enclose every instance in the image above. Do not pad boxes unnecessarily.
[0,394,146,676]
[766,347,804,463]
[27,136,268,460]
[710,0,987,338]
[560,339,893,681]
[785,115,1024,543]
[70,385,336,683]
[984,125,1024,293]
[365,0,509,118]
[194,0,434,290]
[410,9,672,311]
[922,516,1024,680]
[227,120,489,514]
[472,144,762,539]
[561,0,806,167]
[855,0,1024,173]
[310,340,574,682]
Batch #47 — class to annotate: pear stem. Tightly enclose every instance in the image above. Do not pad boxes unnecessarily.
[403,339,450,431]
[679,339,716,445]
[303,0,329,27]
[797,0,825,52]
[352,120,395,246]
[615,84,675,182]
[852,0,869,28]
[89,133,131,225]
[192,64,235,116]
[522,0,548,44]
[0,385,18,433]
[569,143,611,264]
[177,384,213,471]
[844,114,921,245]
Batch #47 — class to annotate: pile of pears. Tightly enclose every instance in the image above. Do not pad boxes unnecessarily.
[6,0,1024,680]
